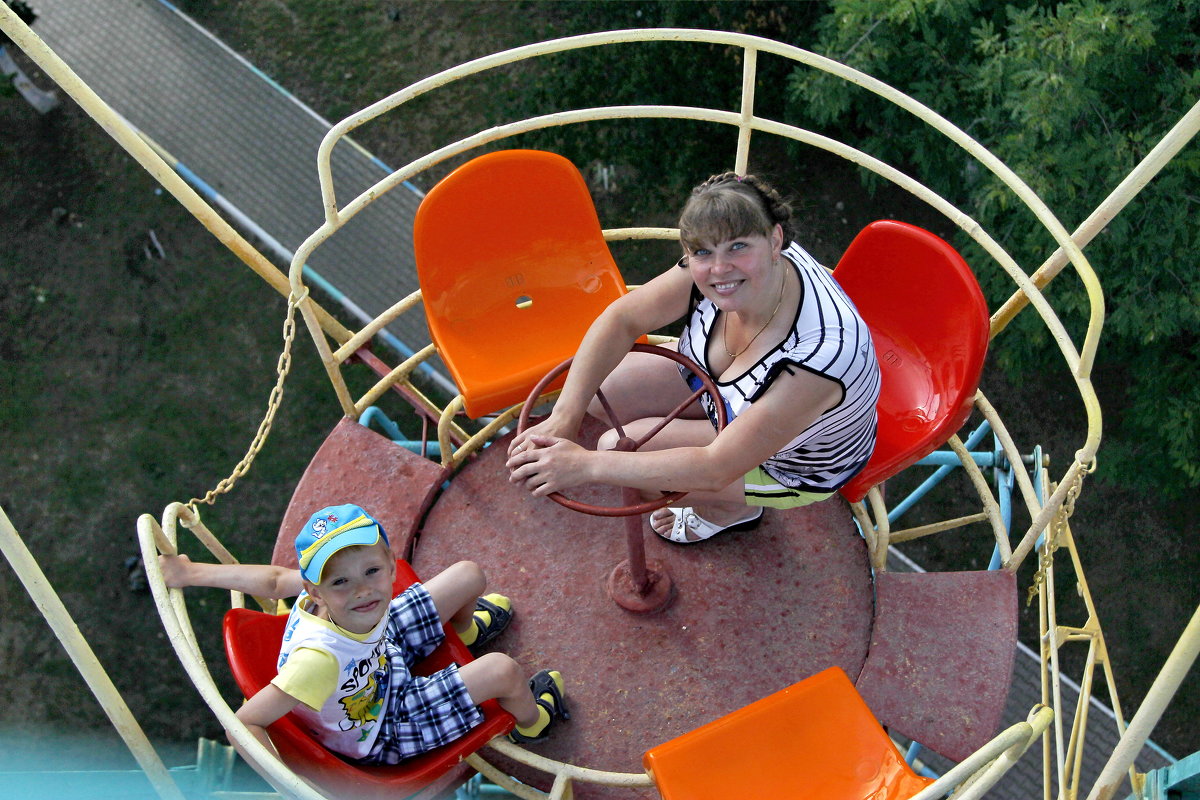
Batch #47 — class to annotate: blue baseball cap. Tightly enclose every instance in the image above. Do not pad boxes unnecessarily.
[295,504,390,584]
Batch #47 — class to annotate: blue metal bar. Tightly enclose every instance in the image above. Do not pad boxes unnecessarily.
[357,406,441,458]
[887,420,993,525]
[988,460,1008,573]
[904,741,941,779]
[455,773,522,798]
[1032,445,1047,551]
[914,451,998,468]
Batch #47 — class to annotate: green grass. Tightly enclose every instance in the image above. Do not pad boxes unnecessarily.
[0,94,404,739]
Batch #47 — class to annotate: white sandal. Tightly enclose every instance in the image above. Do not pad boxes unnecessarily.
[656,507,763,544]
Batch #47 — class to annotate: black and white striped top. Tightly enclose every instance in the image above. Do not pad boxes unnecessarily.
[677,242,880,492]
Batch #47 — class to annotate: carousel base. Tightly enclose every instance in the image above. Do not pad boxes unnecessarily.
[413,425,874,798]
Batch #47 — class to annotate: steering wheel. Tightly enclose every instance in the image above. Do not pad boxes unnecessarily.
[516,343,727,517]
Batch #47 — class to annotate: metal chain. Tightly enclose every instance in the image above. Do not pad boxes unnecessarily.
[1025,457,1096,607]
[185,289,308,519]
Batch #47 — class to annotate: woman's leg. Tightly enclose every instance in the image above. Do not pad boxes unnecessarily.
[591,344,755,539]
[597,414,755,539]
[587,342,707,427]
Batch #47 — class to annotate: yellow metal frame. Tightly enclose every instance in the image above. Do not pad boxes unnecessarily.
[3,7,1198,799]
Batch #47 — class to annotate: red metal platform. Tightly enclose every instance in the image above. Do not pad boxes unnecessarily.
[411,422,874,797]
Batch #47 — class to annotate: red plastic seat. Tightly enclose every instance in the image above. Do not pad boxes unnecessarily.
[643,666,935,800]
[414,149,635,419]
[834,220,990,503]
[223,559,514,800]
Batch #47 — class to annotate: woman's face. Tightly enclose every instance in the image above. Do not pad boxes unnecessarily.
[686,224,783,312]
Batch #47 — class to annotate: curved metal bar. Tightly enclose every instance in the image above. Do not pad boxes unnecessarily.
[279,29,1108,516]
[909,706,1055,800]
[137,510,325,800]
[946,433,1010,565]
[310,27,1104,371]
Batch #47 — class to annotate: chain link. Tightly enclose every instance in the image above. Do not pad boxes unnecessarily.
[1025,457,1095,607]
[185,289,307,519]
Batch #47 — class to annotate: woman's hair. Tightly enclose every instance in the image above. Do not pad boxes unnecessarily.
[677,172,794,254]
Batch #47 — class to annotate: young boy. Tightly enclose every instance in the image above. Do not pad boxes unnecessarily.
[159,503,568,766]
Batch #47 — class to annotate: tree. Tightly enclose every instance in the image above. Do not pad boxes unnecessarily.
[787,0,1200,494]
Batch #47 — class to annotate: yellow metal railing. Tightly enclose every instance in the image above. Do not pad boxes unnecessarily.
[281,29,1112,520]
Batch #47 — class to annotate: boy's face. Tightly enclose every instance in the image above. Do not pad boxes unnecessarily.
[304,541,396,634]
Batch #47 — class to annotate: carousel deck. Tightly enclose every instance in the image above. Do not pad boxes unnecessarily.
[411,423,873,797]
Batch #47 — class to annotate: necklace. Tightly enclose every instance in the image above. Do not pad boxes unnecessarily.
[723,265,787,358]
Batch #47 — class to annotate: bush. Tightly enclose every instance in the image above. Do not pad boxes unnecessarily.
[787,0,1200,494]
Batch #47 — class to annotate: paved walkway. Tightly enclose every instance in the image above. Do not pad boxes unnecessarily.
[33,0,451,393]
[25,1,1173,797]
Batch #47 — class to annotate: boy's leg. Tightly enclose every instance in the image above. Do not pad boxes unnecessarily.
[422,560,486,629]
[421,561,512,650]
[457,653,539,727]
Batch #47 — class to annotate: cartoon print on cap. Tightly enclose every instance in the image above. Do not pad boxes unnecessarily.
[311,512,339,538]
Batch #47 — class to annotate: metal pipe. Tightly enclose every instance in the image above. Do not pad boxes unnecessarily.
[1086,603,1200,800]
[888,420,993,524]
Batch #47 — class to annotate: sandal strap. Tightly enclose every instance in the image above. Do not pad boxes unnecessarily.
[468,594,512,653]
[508,670,569,744]
[530,669,569,721]
[660,506,763,544]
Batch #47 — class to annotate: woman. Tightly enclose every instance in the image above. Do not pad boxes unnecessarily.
[505,172,880,543]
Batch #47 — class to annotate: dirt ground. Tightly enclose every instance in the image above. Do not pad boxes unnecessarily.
[1,0,1195,772]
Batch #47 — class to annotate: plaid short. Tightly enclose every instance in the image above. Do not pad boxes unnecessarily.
[358,583,484,765]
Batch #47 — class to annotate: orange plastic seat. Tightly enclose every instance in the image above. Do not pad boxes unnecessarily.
[643,666,935,800]
[223,559,514,800]
[834,221,990,503]
[414,149,634,419]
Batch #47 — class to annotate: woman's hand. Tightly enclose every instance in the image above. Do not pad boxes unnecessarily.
[506,434,592,496]
[507,415,579,459]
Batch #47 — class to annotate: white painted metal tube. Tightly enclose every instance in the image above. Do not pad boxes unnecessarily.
[1086,603,1200,800]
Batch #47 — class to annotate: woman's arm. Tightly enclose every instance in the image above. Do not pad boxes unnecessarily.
[508,265,695,450]
[509,368,843,495]
[159,554,304,598]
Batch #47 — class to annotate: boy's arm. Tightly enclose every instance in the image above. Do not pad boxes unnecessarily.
[159,554,304,598]
[228,684,304,785]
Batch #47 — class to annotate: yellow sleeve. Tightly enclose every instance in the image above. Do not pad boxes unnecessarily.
[270,647,340,712]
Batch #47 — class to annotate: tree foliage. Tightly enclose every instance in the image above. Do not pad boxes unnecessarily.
[788,0,1200,494]
[503,2,824,221]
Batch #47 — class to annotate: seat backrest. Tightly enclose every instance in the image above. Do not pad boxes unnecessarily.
[223,559,513,800]
[414,150,631,418]
[643,666,934,800]
[833,221,989,503]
